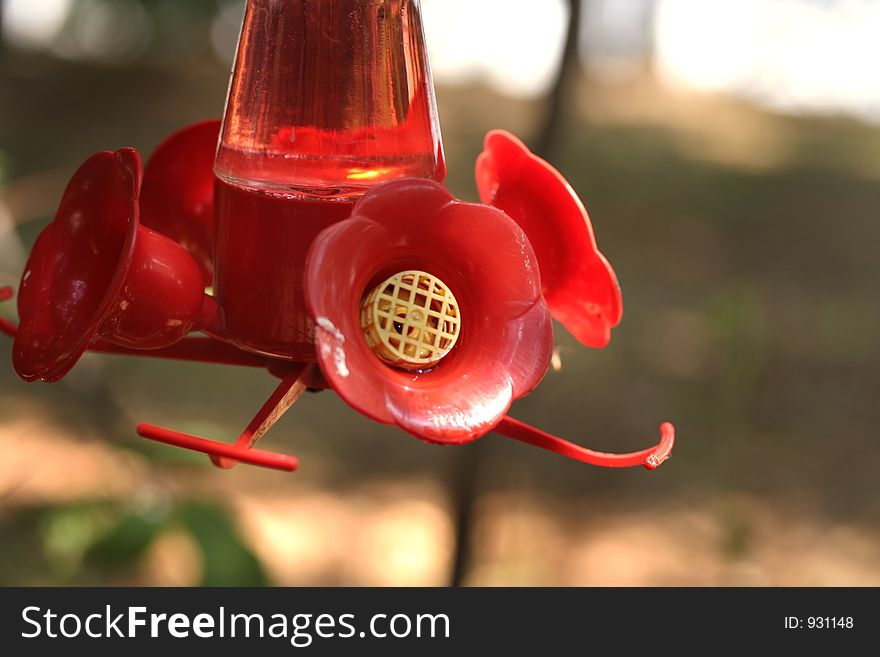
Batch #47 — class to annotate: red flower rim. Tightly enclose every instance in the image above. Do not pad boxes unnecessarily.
[476,130,623,348]
[140,119,221,284]
[305,178,553,444]
[13,149,141,383]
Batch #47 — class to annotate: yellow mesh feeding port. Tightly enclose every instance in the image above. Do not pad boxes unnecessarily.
[360,270,461,370]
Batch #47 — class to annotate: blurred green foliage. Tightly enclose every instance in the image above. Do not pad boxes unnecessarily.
[0,498,267,586]
[179,501,268,587]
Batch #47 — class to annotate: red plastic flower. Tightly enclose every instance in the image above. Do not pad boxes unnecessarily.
[10,119,222,383]
[476,130,623,348]
[13,149,142,382]
[13,144,214,383]
[305,179,553,444]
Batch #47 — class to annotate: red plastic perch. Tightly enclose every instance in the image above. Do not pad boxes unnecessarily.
[495,416,675,470]
[136,423,299,472]
[137,364,309,473]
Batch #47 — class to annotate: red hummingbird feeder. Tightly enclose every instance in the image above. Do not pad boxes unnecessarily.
[1,0,674,474]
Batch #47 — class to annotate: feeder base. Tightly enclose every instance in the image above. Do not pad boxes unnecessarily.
[213,178,355,360]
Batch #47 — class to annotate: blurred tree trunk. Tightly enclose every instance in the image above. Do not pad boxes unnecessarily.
[448,440,484,587]
[448,0,584,587]
[0,0,5,60]
[535,0,583,159]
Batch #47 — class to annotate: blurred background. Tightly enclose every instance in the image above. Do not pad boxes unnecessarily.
[1,0,879,586]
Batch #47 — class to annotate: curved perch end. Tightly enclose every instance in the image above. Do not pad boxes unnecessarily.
[495,416,676,470]
[642,422,675,470]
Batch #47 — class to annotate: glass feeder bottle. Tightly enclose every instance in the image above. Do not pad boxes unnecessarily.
[213,0,445,360]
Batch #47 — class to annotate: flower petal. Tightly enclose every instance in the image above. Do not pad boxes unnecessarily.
[384,366,514,444]
[141,119,220,283]
[476,130,623,348]
[307,217,400,427]
[14,149,141,382]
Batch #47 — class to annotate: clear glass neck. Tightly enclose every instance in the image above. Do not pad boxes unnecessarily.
[215,0,445,199]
